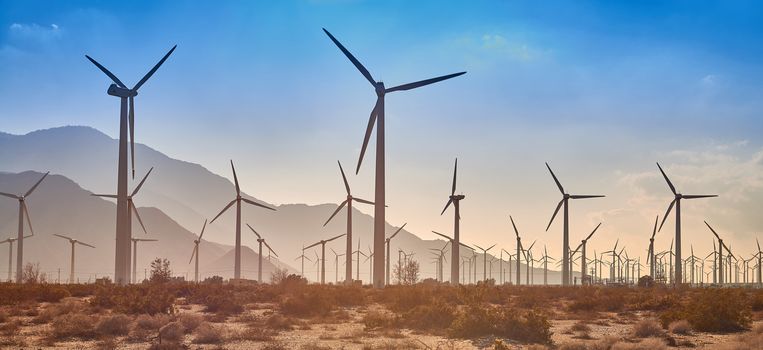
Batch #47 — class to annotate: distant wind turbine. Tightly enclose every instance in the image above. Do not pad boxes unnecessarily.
[0,235,32,282]
[188,219,208,283]
[705,221,733,285]
[385,223,406,285]
[572,223,602,286]
[295,248,313,277]
[473,244,496,282]
[656,163,717,285]
[544,163,605,286]
[131,238,157,283]
[0,171,48,283]
[85,46,176,285]
[323,28,465,287]
[304,233,346,284]
[646,216,659,279]
[440,159,465,285]
[53,234,95,284]
[509,216,525,285]
[210,160,276,280]
[323,161,374,284]
[246,224,278,283]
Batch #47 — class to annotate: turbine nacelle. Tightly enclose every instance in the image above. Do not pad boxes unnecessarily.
[375,82,385,95]
[107,84,137,98]
[450,194,465,200]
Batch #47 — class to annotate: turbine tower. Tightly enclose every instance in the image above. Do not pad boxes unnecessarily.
[657,163,717,285]
[93,167,154,283]
[647,216,659,279]
[441,159,465,285]
[0,171,48,283]
[86,46,176,285]
[53,234,95,284]
[188,219,208,283]
[545,163,605,286]
[385,223,406,285]
[304,233,346,284]
[509,216,524,285]
[323,161,374,284]
[572,223,601,286]
[210,160,276,280]
[323,28,465,287]
[474,244,496,282]
[246,224,278,283]
[131,238,157,283]
[295,248,312,277]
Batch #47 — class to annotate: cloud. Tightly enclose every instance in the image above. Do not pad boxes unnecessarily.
[8,22,62,41]
[1,23,63,59]
[480,34,541,62]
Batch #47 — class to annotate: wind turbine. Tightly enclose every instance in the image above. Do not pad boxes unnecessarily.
[647,216,659,279]
[0,171,48,283]
[330,248,345,284]
[353,240,367,282]
[188,219,208,283]
[656,163,717,285]
[432,231,474,283]
[523,240,537,285]
[295,248,313,277]
[754,239,762,286]
[323,161,374,284]
[539,246,555,285]
[131,238,157,283]
[572,223,601,286]
[86,46,176,285]
[0,235,32,282]
[439,158,466,286]
[246,224,278,283]
[210,161,276,280]
[93,167,153,283]
[705,221,733,285]
[52,234,95,284]
[473,244,496,282]
[385,223,406,285]
[544,163,604,286]
[304,233,346,284]
[323,29,465,287]
[509,216,525,285]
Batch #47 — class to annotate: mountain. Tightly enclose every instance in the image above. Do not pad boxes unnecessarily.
[0,126,568,284]
[0,171,289,282]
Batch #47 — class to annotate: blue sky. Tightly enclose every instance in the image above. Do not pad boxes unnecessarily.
[2,0,763,257]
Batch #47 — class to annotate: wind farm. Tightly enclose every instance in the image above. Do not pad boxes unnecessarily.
[1,1,763,349]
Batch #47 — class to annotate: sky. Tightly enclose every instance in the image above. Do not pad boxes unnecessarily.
[2,0,763,262]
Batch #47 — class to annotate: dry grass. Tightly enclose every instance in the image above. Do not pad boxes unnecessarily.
[50,312,97,339]
[192,322,224,344]
[95,313,132,336]
[668,319,691,335]
[631,318,664,338]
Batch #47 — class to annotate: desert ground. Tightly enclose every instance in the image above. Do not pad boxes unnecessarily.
[1,277,763,350]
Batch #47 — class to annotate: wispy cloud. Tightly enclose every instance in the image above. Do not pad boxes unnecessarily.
[8,22,62,42]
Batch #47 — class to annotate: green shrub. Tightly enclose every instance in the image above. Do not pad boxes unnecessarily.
[660,289,751,332]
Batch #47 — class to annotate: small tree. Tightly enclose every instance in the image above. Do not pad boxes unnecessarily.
[149,258,172,284]
[394,259,420,285]
[270,267,289,284]
[22,262,46,284]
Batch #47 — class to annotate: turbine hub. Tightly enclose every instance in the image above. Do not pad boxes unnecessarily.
[563,193,570,199]
[450,194,465,200]
[375,82,385,95]
[107,84,137,98]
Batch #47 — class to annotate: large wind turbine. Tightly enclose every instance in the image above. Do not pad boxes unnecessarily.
[705,221,733,285]
[93,167,154,283]
[0,171,48,283]
[246,224,278,283]
[131,238,157,283]
[474,244,496,282]
[754,239,762,286]
[544,163,605,286]
[304,233,346,284]
[509,216,524,285]
[572,223,601,286]
[52,234,95,284]
[86,46,176,285]
[210,161,276,280]
[385,223,406,285]
[441,159,465,285]
[323,161,374,284]
[188,220,208,283]
[656,163,717,285]
[647,216,659,279]
[0,235,32,282]
[323,29,465,288]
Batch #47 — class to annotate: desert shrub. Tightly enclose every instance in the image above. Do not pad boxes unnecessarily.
[37,284,70,302]
[400,299,456,331]
[632,319,664,338]
[280,288,335,317]
[659,289,751,332]
[135,313,171,331]
[0,319,21,336]
[51,313,97,339]
[178,313,203,332]
[611,338,667,350]
[265,314,295,330]
[158,321,184,343]
[570,321,591,333]
[449,304,552,344]
[363,310,397,330]
[193,322,223,344]
[668,320,691,335]
[92,285,175,315]
[96,314,132,336]
[0,310,7,323]
[749,291,763,312]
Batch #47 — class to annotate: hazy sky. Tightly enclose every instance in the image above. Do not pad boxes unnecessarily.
[2,0,763,261]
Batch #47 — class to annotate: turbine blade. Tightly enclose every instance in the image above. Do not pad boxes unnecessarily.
[323,200,348,226]
[230,160,240,195]
[304,241,322,250]
[545,162,564,194]
[25,172,49,197]
[79,242,96,249]
[131,167,154,197]
[486,244,496,251]
[210,199,236,224]
[22,201,34,236]
[132,45,177,91]
[322,28,376,86]
[545,199,564,231]
[389,223,406,239]
[431,231,452,241]
[53,233,71,240]
[189,244,197,264]
[440,198,453,215]
[353,197,374,205]
[356,99,379,174]
[510,215,520,238]
[91,194,118,198]
[385,72,466,92]
[131,201,148,234]
[338,160,351,195]
[327,233,346,243]
[242,198,276,211]
[570,195,605,199]
[129,96,135,179]
[585,223,602,241]
[264,241,278,257]
[682,195,718,199]
[459,242,475,250]
[246,223,262,239]
[85,55,126,88]
[198,219,208,240]
[452,158,458,195]
[656,162,677,195]
[658,199,676,232]
[651,215,659,239]
[758,238,761,253]
[0,192,19,199]
[704,221,721,241]
[474,244,485,251]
